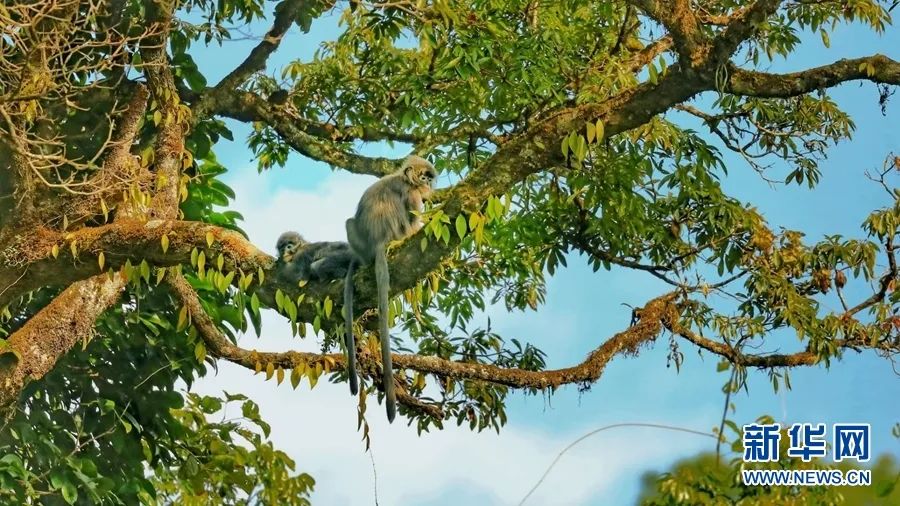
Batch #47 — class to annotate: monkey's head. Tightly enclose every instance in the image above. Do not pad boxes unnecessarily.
[276,231,306,261]
[402,155,437,190]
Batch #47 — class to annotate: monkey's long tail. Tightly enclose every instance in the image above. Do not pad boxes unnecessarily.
[343,261,359,396]
[375,247,396,422]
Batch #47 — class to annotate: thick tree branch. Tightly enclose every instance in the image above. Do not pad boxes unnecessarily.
[725,55,900,98]
[711,0,783,61]
[623,36,674,74]
[0,219,266,309]
[208,90,401,176]
[625,0,701,62]
[0,274,126,407]
[142,0,185,218]
[192,0,307,120]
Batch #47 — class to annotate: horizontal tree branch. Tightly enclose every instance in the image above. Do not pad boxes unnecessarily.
[213,89,400,176]
[665,315,899,369]
[0,219,268,310]
[725,54,900,98]
[175,285,679,398]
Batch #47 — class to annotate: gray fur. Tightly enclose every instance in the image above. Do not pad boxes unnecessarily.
[275,231,354,283]
[344,155,436,422]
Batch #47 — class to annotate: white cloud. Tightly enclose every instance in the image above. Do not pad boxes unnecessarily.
[227,168,377,249]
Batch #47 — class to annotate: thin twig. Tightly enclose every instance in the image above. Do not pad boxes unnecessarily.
[518,422,717,505]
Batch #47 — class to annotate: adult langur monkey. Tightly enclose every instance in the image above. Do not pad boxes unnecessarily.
[344,155,437,422]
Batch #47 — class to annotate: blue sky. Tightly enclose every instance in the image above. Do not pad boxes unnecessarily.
[189,7,899,505]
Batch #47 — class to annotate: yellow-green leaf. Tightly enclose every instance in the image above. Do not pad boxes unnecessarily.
[140,260,150,283]
[291,367,302,389]
[265,362,275,380]
[455,214,467,239]
[194,342,206,363]
[161,234,169,253]
[177,305,189,331]
[97,252,105,270]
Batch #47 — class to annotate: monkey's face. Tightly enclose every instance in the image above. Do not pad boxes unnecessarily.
[276,232,305,261]
[281,242,302,262]
[406,163,437,189]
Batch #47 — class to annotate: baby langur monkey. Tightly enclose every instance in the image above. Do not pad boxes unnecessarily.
[344,155,437,422]
[275,232,354,283]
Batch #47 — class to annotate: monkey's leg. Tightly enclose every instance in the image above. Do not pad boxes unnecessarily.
[343,262,359,396]
[375,247,397,422]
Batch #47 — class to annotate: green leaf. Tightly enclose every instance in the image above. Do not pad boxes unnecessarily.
[140,260,150,283]
[61,483,78,505]
[250,293,260,315]
[455,214,467,239]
